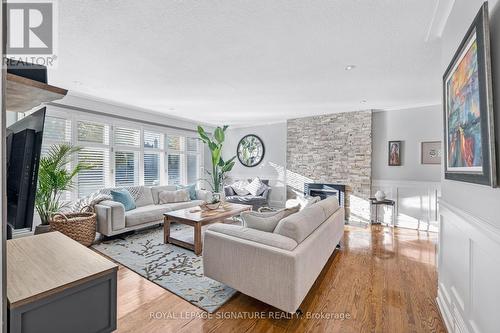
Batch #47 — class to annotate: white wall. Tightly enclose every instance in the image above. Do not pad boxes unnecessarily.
[223,122,287,207]
[372,106,442,182]
[438,1,500,332]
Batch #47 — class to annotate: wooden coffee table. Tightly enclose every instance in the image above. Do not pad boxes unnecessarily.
[163,203,252,255]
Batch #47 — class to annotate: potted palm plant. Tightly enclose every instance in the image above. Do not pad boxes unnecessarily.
[34,144,92,234]
[197,125,236,205]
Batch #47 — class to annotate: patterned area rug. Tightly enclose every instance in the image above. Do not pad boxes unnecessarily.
[93,224,237,313]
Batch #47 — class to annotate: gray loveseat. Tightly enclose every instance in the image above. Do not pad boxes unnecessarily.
[95,185,211,236]
[224,179,271,210]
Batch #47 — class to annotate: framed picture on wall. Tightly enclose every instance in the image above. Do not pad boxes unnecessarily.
[388,141,402,166]
[443,3,496,187]
[421,141,441,165]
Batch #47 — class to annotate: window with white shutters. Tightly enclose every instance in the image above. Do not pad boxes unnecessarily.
[77,148,109,197]
[41,109,204,198]
[114,151,139,187]
[77,121,109,144]
[144,153,160,186]
[114,127,140,147]
[167,154,182,185]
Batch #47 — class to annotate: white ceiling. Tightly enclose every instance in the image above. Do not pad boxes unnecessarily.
[49,0,443,125]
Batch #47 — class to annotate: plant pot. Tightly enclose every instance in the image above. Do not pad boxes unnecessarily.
[34,224,52,235]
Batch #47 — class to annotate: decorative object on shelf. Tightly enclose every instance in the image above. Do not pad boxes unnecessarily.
[197,125,236,193]
[201,193,222,211]
[50,206,97,247]
[443,3,496,187]
[237,134,265,167]
[388,141,402,166]
[374,190,386,201]
[421,141,442,165]
[34,144,93,235]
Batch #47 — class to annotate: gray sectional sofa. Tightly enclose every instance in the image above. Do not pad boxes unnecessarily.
[203,196,344,313]
[95,185,211,236]
[224,179,271,210]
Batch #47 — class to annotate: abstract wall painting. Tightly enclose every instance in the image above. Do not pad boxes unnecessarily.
[443,3,496,187]
[388,141,402,166]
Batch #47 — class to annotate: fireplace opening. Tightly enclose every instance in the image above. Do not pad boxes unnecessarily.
[304,183,346,207]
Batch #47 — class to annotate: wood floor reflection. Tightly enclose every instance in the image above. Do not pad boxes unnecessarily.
[116,224,446,333]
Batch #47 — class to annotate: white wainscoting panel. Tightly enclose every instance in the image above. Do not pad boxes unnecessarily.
[438,200,500,333]
[372,180,441,230]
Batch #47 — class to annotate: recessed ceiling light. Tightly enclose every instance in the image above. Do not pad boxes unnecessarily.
[345,65,356,71]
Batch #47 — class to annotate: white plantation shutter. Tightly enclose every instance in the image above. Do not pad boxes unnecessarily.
[168,135,182,150]
[77,121,109,144]
[77,148,109,197]
[144,153,160,186]
[41,116,73,201]
[144,131,163,149]
[186,137,199,152]
[114,127,140,147]
[115,151,139,187]
[167,154,182,185]
[187,154,198,185]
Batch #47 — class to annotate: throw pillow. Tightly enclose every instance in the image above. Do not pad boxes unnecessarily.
[64,192,113,213]
[241,205,300,232]
[177,184,197,200]
[245,177,268,196]
[110,189,136,211]
[159,189,190,204]
[231,180,250,196]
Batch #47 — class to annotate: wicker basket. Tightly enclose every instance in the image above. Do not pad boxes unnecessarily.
[50,205,97,247]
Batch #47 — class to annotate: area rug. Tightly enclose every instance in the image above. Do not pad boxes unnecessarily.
[92,224,237,313]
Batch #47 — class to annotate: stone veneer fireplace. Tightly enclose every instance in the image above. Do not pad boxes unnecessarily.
[287,110,372,220]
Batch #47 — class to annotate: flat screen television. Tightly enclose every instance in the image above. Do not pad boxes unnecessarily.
[6,108,46,235]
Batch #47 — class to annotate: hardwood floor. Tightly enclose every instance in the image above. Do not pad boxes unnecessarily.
[115,224,447,333]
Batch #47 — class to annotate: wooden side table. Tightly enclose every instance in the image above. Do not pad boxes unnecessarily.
[369,198,396,227]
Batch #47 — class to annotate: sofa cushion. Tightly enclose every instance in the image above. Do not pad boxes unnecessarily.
[125,204,167,227]
[224,186,236,196]
[231,180,250,196]
[100,186,154,208]
[207,223,298,251]
[226,195,267,205]
[177,184,197,200]
[273,204,327,243]
[245,177,268,196]
[241,205,300,232]
[111,189,136,211]
[314,196,340,217]
[151,185,177,204]
[133,186,155,207]
[159,189,190,204]
[125,200,204,227]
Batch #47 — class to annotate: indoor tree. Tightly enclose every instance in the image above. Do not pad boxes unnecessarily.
[197,125,236,193]
[35,144,93,225]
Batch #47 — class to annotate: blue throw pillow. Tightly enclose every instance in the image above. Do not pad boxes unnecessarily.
[111,189,136,211]
[177,184,197,200]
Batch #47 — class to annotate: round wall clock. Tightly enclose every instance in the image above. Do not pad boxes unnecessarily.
[237,134,265,167]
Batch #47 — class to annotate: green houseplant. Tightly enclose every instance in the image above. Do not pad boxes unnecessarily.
[35,144,92,233]
[197,125,236,196]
